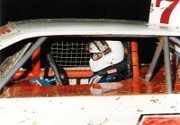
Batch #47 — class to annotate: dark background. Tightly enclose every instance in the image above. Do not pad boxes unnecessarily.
[1,0,151,24]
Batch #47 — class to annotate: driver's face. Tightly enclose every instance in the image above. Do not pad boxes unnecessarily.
[90,53,102,61]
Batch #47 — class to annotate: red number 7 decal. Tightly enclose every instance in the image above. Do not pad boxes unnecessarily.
[156,0,179,24]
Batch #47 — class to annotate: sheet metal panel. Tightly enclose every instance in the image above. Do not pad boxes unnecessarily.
[0,19,180,50]
[0,94,180,125]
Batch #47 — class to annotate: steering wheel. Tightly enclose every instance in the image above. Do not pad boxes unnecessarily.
[45,53,69,85]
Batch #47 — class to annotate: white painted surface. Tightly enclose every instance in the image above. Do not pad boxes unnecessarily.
[149,0,180,26]
[0,94,180,125]
[1,19,180,50]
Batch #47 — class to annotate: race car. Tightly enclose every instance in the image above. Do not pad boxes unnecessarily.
[0,0,180,124]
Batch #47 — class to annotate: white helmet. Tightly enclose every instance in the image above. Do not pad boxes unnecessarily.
[88,40,124,72]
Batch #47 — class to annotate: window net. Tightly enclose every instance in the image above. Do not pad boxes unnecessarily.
[50,40,90,68]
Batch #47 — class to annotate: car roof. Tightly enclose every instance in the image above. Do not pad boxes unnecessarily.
[0,18,180,50]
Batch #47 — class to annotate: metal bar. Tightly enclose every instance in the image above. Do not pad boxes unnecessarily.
[145,37,164,81]
[164,37,173,94]
[169,37,180,47]
[169,47,180,57]
[131,41,140,77]
[0,37,47,90]
[47,53,63,86]
[169,37,180,69]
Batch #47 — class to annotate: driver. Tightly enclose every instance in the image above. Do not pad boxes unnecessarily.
[87,40,128,84]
